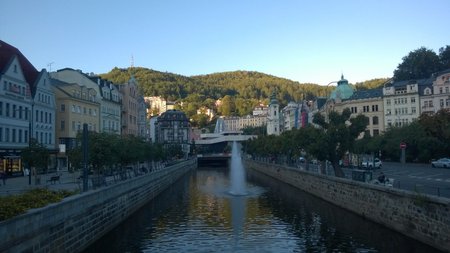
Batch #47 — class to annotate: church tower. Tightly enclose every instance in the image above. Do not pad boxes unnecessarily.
[267,90,280,135]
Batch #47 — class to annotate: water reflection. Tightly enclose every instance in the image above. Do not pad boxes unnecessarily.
[83,167,442,253]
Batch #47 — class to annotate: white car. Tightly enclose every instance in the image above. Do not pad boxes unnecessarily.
[431,158,450,168]
[361,158,382,169]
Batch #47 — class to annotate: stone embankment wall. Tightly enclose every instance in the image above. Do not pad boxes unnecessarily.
[244,159,450,252]
[0,159,196,253]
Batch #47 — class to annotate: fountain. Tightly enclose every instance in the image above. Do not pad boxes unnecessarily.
[229,141,247,196]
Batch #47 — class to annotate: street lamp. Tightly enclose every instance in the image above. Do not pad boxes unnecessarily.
[27,101,34,185]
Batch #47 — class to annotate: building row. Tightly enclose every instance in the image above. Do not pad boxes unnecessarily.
[0,40,151,175]
[216,72,449,138]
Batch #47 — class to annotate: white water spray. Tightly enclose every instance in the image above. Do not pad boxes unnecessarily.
[229,141,247,195]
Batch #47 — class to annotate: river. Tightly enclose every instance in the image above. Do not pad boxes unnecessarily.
[83,167,441,252]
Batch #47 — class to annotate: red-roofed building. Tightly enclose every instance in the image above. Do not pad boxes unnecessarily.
[0,40,57,176]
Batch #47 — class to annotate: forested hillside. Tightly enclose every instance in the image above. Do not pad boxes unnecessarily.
[101,67,387,106]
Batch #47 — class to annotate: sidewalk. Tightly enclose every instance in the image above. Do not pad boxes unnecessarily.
[0,170,81,197]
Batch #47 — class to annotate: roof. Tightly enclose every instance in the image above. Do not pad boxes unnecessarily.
[0,40,39,96]
[330,75,354,100]
[346,88,383,100]
[158,109,189,121]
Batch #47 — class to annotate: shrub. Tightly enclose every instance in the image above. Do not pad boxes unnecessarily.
[0,188,76,221]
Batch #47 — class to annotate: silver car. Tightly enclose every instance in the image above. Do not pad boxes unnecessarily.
[431,158,450,168]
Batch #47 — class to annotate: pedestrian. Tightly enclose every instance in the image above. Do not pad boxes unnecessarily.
[378,172,386,184]
[1,171,6,185]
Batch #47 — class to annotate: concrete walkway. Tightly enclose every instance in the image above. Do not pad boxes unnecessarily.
[0,171,81,197]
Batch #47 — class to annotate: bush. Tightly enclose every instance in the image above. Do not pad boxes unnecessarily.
[0,189,76,221]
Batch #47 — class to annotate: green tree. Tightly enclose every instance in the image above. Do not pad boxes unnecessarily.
[393,47,441,81]
[312,108,369,177]
[439,45,450,70]
[21,139,50,174]
[218,95,235,116]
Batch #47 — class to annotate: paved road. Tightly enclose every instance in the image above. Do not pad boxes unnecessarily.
[379,162,450,198]
[292,160,450,199]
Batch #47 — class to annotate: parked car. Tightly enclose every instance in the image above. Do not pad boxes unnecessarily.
[431,158,450,168]
[361,158,382,169]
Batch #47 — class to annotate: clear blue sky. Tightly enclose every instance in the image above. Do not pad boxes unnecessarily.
[1,0,449,86]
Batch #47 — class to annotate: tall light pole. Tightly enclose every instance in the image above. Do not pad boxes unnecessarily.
[28,101,34,185]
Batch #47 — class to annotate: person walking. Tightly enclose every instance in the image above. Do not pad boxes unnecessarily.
[0,171,6,185]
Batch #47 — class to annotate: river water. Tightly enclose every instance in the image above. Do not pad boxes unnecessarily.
[83,167,441,253]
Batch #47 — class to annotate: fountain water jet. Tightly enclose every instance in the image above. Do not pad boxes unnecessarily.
[229,141,247,196]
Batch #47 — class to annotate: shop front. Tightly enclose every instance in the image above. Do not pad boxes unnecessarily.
[0,152,24,177]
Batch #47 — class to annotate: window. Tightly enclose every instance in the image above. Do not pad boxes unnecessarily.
[0,101,2,116]
[411,97,416,103]
[72,105,76,112]
[14,64,17,73]
[0,127,2,141]
[12,129,16,142]
[411,107,416,114]
[6,103,10,117]
[5,128,9,142]
[18,106,22,119]
[386,99,391,106]
[373,129,380,136]
[440,99,444,107]
[61,104,65,112]
[61,120,65,131]
[12,105,16,118]
[18,129,22,143]
[372,116,379,125]
[372,105,378,112]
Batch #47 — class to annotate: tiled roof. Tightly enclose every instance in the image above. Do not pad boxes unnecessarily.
[346,88,383,100]
[0,40,39,96]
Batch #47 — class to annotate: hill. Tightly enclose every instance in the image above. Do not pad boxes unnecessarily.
[100,67,388,106]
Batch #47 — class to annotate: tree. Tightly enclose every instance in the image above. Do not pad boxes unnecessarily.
[311,108,369,177]
[439,45,450,70]
[393,47,441,81]
[21,139,50,175]
[218,95,235,116]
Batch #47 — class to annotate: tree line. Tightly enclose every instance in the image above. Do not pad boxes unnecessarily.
[244,109,450,176]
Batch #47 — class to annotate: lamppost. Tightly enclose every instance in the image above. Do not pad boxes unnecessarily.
[28,101,34,185]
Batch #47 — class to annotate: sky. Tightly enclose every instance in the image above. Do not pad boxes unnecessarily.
[1,0,449,86]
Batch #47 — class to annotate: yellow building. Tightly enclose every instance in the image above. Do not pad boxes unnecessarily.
[51,78,100,149]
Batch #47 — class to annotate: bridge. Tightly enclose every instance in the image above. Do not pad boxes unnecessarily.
[194,131,256,166]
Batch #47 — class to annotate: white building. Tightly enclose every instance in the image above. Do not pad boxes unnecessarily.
[221,115,267,132]
[267,91,280,135]
[383,78,432,128]
[428,69,450,113]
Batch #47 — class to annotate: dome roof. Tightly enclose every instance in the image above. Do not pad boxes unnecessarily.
[330,74,354,100]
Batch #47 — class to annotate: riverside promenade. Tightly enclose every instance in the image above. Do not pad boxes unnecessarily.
[0,162,172,197]
[0,171,81,196]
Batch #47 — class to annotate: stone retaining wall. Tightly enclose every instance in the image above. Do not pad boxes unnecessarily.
[0,159,196,253]
[245,159,450,252]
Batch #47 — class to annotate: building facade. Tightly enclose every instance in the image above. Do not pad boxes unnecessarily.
[383,79,432,128]
[267,91,280,135]
[0,40,56,175]
[89,76,122,134]
[155,110,191,157]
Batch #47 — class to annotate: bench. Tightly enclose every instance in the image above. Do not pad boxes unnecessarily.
[47,175,60,184]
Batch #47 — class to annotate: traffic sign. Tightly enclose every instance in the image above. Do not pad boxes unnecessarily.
[400,142,407,149]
